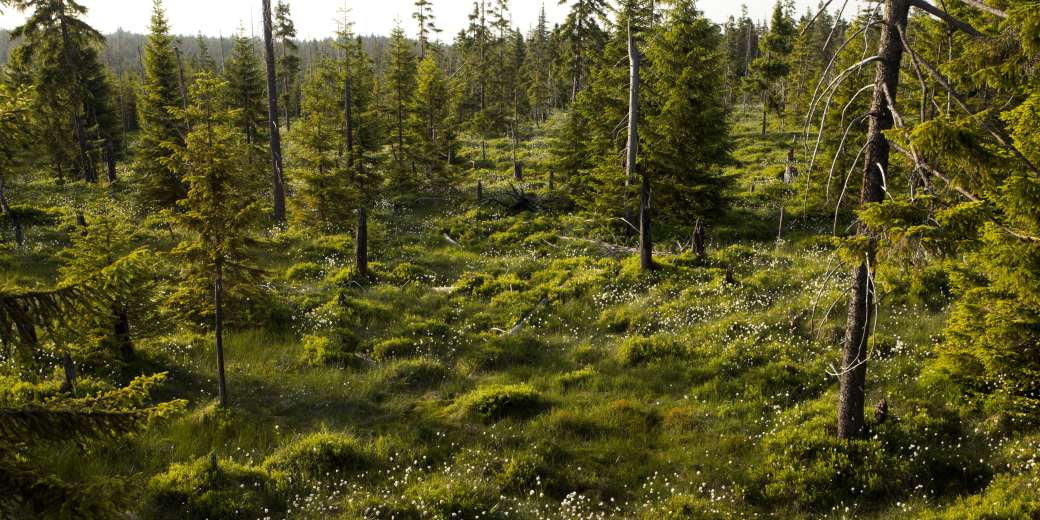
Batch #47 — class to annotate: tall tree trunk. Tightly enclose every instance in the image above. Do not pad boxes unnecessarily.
[639,172,653,271]
[262,0,287,224]
[104,141,117,183]
[174,47,188,111]
[214,259,228,408]
[627,24,651,272]
[837,0,909,440]
[356,207,368,278]
[760,91,768,136]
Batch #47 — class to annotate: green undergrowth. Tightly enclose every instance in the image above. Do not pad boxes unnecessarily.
[3,117,1036,519]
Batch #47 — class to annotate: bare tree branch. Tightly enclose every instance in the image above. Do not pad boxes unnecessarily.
[909,0,985,36]
[897,26,1040,178]
[957,0,1007,18]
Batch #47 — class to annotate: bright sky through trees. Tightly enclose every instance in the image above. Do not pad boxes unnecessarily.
[0,0,865,39]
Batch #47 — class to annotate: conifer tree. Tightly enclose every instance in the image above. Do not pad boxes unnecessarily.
[643,0,732,226]
[385,23,418,186]
[413,0,440,60]
[748,0,796,134]
[525,5,552,123]
[274,0,300,130]
[293,59,351,232]
[226,32,268,166]
[135,0,186,209]
[0,82,33,247]
[9,0,117,183]
[165,73,263,408]
[411,55,452,185]
[557,0,609,100]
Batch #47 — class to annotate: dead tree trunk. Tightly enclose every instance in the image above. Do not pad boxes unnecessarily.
[639,172,653,271]
[214,258,228,408]
[837,0,909,440]
[262,0,287,224]
[356,207,368,278]
[626,24,651,271]
[477,180,483,202]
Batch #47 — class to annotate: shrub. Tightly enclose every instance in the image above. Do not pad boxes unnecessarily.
[383,359,449,391]
[372,337,419,360]
[144,456,284,520]
[616,335,688,366]
[262,431,372,479]
[284,261,323,281]
[453,384,547,422]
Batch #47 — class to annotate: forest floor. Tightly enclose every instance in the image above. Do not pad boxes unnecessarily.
[3,112,1037,519]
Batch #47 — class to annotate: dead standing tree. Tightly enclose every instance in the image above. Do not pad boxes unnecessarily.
[805,0,997,439]
[262,0,287,224]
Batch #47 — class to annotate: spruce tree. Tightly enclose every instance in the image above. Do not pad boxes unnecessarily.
[410,55,452,185]
[9,0,117,183]
[385,23,418,187]
[557,0,610,100]
[274,0,300,130]
[225,31,268,166]
[293,59,351,232]
[748,0,796,134]
[643,0,733,226]
[525,5,552,123]
[165,73,263,408]
[135,0,186,209]
[413,0,440,60]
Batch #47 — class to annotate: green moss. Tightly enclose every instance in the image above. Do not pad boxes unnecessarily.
[284,261,323,281]
[382,358,449,390]
[617,335,689,366]
[144,456,284,520]
[262,431,372,479]
[372,337,419,360]
[453,383,547,422]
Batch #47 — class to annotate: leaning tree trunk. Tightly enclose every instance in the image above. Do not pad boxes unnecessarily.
[214,258,229,408]
[262,0,287,224]
[356,207,368,278]
[837,0,909,440]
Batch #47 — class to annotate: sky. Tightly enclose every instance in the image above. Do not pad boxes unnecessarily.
[0,0,868,40]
